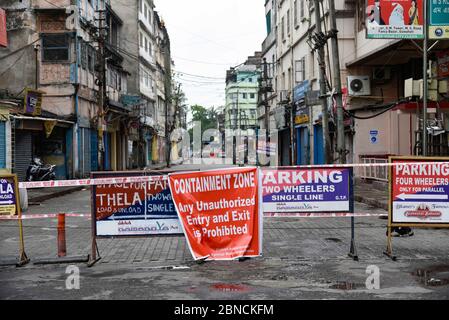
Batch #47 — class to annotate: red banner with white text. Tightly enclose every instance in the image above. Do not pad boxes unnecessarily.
[168,167,262,261]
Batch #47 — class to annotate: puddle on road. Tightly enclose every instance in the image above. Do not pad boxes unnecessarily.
[414,265,449,287]
[329,281,362,290]
[324,238,342,243]
[210,283,250,292]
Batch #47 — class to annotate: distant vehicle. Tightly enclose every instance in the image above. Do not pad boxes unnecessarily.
[26,157,56,182]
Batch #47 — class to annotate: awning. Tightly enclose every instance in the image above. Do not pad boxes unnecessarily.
[11,115,75,125]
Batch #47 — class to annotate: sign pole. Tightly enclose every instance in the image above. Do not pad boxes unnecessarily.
[88,175,101,267]
[348,169,358,261]
[384,157,397,260]
[14,175,29,266]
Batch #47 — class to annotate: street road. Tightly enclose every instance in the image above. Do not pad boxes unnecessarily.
[1,188,449,299]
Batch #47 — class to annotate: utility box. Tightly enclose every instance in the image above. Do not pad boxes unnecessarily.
[439,80,448,94]
[404,78,421,98]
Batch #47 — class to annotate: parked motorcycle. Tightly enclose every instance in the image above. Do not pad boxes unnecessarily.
[26,157,56,182]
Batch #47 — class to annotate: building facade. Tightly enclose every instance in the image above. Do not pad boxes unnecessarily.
[111,0,175,168]
[0,0,130,180]
[225,52,262,164]
[260,0,449,178]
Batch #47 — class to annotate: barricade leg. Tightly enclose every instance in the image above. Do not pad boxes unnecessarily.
[383,226,397,261]
[57,214,67,257]
[348,217,359,261]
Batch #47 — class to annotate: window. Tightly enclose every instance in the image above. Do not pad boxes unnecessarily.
[81,42,87,69]
[287,10,290,35]
[139,32,143,48]
[309,0,315,11]
[310,51,315,78]
[250,93,255,99]
[300,0,305,19]
[139,0,142,13]
[357,0,365,32]
[266,10,272,35]
[250,109,256,118]
[295,58,305,83]
[42,33,69,62]
[145,37,148,52]
[281,17,285,40]
[248,77,252,82]
[144,3,147,19]
[242,93,247,99]
[87,46,95,72]
[294,1,298,26]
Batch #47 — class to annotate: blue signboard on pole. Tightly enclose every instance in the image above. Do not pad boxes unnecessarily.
[429,0,449,39]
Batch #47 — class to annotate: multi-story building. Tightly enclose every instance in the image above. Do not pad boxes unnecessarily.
[261,0,449,177]
[111,0,175,168]
[258,0,278,162]
[347,0,449,180]
[225,52,262,164]
[0,0,130,180]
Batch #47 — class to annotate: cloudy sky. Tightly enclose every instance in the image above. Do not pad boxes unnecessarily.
[155,0,266,109]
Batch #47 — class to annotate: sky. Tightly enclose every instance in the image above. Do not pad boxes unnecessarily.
[155,0,266,110]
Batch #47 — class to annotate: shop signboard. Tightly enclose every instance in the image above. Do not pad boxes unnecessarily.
[24,89,43,116]
[366,0,424,39]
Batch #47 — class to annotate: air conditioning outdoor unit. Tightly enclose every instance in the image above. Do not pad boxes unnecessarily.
[347,76,371,96]
[279,90,290,103]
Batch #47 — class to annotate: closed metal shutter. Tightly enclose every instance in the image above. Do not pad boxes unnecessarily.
[80,128,91,177]
[14,130,32,181]
[91,130,98,172]
[0,121,6,168]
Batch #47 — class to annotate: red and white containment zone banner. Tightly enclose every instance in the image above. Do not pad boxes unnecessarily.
[168,167,263,261]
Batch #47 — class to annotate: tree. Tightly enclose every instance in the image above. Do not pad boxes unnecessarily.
[188,105,218,137]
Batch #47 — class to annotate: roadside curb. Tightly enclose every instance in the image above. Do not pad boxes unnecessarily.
[354,194,388,211]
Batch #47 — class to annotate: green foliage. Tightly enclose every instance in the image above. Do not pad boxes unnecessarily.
[188,105,218,138]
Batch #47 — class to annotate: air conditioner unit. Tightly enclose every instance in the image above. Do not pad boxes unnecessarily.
[373,67,391,81]
[347,76,371,96]
[279,90,290,103]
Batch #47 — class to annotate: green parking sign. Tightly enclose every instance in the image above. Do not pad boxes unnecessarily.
[429,0,449,39]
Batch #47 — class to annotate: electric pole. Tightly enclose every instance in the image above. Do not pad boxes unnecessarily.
[263,58,270,162]
[96,5,107,171]
[328,0,345,164]
[422,0,428,156]
[313,0,332,164]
